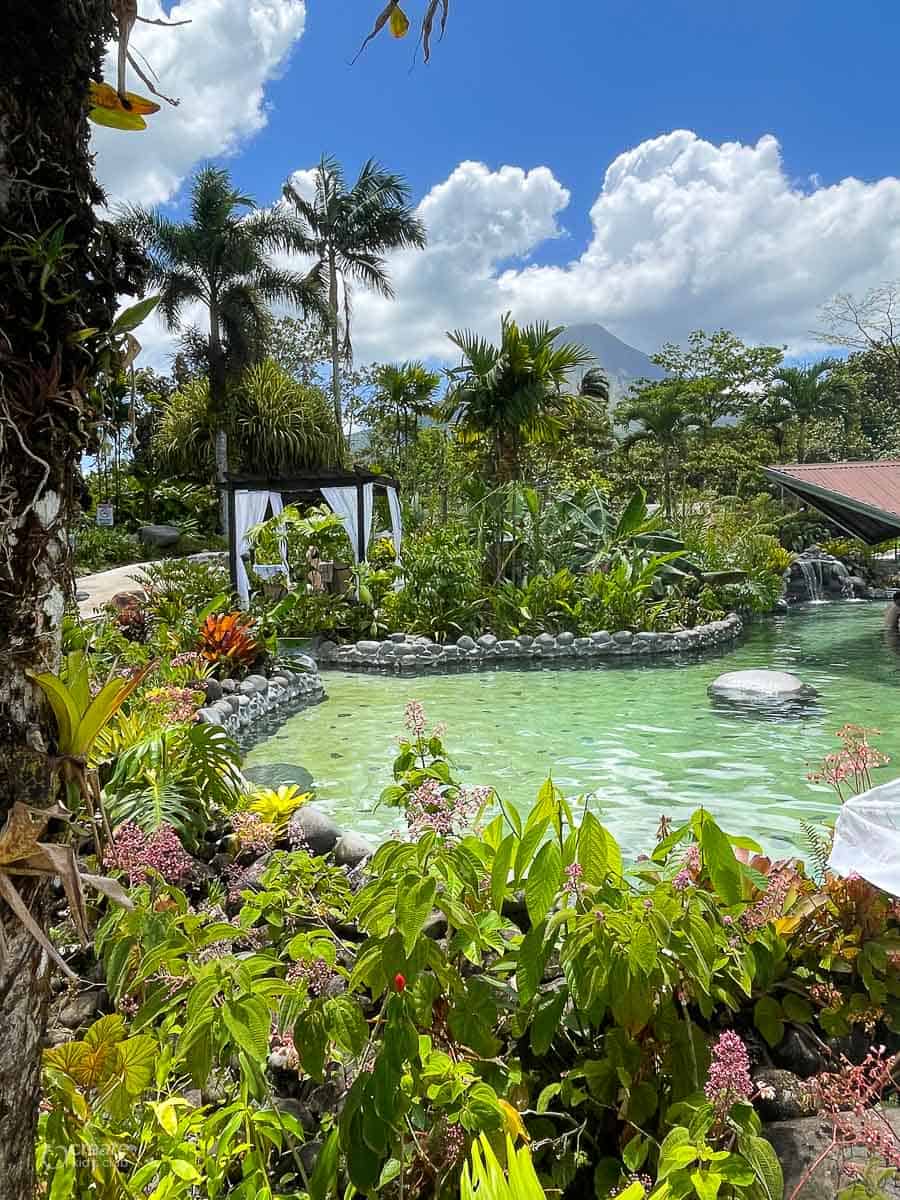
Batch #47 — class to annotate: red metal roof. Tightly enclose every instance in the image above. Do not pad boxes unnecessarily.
[764,461,900,544]
[770,461,900,519]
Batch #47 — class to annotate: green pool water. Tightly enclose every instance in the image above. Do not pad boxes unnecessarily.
[245,604,900,857]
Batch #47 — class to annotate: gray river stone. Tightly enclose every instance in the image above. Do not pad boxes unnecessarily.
[287,804,341,856]
[333,832,376,868]
[709,669,810,703]
[138,523,181,548]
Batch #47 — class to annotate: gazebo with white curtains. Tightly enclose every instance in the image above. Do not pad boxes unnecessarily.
[222,467,402,607]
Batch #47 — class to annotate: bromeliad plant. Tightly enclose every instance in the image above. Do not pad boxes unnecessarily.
[197,611,261,674]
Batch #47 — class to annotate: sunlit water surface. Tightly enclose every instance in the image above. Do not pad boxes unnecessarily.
[245,605,900,857]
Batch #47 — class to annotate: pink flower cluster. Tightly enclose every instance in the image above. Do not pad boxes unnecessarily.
[287,957,335,996]
[405,778,486,840]
[673,844,701,892]
[704,1030,753,1113]
[803,1048,900,1171]
[104,822,193,885]
[810,981,843,1011]
[270,1029,300,1071]
[613,1175,653,1198]
[146,686,204,724]
[170,651,205,669]
[232,811,278,854]
[404,700,427,736]
[741,866,797,931]
[808,724,890,799]
[564,861,584,898]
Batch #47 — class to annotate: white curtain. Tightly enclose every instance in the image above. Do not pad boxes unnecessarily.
[322,484,374,564]
[387,485,403,589]
[386,486,402,558]
[234,490,285,606]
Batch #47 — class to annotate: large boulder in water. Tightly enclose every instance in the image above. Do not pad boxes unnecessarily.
[242,763,314,793]
[708,669,812,704]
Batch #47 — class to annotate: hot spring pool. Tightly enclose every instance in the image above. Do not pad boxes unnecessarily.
[244,604,900,857]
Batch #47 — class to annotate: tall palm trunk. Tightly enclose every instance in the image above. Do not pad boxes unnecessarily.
[662,448,674,518]
[328,250,342,430]
[208,299,229,534]
[0,2,133,1191]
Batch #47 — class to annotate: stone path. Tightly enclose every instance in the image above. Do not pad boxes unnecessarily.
[75,561,155,618]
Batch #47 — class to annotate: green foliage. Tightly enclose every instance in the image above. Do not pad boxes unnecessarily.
[103,721,243,841]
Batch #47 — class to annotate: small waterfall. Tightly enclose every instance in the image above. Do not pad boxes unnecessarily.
[785,547,856,604]
[796,557,824,603]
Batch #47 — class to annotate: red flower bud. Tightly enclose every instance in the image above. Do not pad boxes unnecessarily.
[393,972,406,992]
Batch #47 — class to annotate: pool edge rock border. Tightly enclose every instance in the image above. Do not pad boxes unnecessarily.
[195,657,326,741]
[310,613,744,673]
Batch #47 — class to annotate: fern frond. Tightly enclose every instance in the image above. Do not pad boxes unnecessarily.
[800,819,831,883]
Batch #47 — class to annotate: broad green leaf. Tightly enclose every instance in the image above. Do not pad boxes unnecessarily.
[629,924,657,975]
[525,840,562,926]
[491,833,516,911]
[515,817,550,882]
[516,921,549,1007]
[48,1146,75,1200]
[115,1035,157,1095]
[738,1135,783,1200]
[309,1128,340,1200]
[397,875,437,956]
[753,996,785,1047]
[151,1098,179,1136]
[324,995,368,1056]
[699,816,742,905]
[168,1159,201,1182]
[29,672,78,752]
[782,993,813,1024]
[690,1169,722,1200]
[112,295,160,333]
[294,1007,327,1081]
[656,1127,696,1180]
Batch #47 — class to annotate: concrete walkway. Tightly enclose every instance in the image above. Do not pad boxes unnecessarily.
[75,561,155,618]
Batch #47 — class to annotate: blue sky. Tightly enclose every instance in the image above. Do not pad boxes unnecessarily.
[93,0,900,366]
[246,0,900,251]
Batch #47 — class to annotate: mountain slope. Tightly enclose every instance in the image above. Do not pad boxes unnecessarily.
[564,323,663,401]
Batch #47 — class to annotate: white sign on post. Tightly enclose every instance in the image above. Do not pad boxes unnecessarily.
[96,503,114,527]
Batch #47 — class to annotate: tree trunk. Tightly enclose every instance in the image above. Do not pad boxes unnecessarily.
[208,300,230,535]
[329,253,342,430]
[0,4,142,1191]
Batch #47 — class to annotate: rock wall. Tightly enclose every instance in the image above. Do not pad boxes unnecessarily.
[195,657,325,740]
[314,614,744,673]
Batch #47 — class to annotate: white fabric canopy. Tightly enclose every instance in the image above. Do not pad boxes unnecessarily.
[830,779,900,897]
[321,483,375,564]
[234,490,286,606]
[386,485,403,558]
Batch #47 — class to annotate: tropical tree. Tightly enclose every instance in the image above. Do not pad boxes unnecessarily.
[443,314,607,483]
[0,3,151,1187]
[652,329,784,425]
[769,359,856,462]
[362,361,441,465]
[617,380,700,516]
[282,156,427,427]
[119,166,323,528]
[155,361,344,478]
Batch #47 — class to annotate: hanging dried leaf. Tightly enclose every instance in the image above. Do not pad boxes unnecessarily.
[389,5,410,37]
[88,80,160,115]
[88,106,147,132]
[353,0,402,61]
[422,0,449,62]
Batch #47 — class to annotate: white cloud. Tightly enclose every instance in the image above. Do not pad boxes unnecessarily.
[346,131,900,365]
[92,0,306,207]
[122,129,900,373]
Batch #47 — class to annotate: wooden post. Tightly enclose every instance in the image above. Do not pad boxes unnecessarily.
[226,485,239,602]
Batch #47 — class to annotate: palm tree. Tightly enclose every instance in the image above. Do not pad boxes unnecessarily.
[282,156,427,427]
[369,361,441,464]
[618,380,700,517]
[119,166,323,530]
[770,359,856,462]
[155,361,344,478]
[443,314,607,483]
